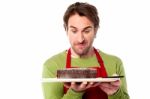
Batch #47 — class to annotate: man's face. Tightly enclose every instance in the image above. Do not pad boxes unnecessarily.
[67,14,97,56]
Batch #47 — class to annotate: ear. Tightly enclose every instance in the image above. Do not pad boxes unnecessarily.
[64,24,68,35]
[94,28,98,38]
[63,24,67,31]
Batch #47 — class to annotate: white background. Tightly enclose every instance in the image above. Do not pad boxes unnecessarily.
[0,0,150,99]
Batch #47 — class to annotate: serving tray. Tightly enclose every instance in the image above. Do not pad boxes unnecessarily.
[42,77,121,83]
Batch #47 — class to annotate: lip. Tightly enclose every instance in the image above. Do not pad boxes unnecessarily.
[76,43,86,48]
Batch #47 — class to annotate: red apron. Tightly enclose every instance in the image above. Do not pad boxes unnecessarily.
[64,47,108,99]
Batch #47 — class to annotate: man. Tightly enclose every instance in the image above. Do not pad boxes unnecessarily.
[42,2,130,99]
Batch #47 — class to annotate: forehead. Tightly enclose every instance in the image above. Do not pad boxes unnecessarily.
[68,14,94,29]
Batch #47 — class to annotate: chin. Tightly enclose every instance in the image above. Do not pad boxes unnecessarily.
[72,45,90,55]
[75,49,88,56]
[76,52,85,56]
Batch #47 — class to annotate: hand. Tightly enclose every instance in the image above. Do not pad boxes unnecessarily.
[99,74,121,95]
[64,82,100,92]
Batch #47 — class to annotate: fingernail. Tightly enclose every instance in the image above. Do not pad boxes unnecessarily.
[72,82,75,84]
[83,82,87,84]
[90,82,93,85]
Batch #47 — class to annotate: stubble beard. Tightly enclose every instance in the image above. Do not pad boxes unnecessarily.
[72,44,92,57]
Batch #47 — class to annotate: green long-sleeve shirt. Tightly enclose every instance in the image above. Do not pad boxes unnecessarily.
[42,49,130,99]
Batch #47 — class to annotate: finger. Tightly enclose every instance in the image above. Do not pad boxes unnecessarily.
[100,82,111,88]
[70,82,76,87]
[84,82,100,89]
[111,80,120,87]
[112,73,118,76]
[100,84,120,95]
[86,82,94,89]
[70,82,80,90]
[71,82,76,85]
[92,82,100,87]
[64,84,70,88]
[64,82,71,88]
[83,81,88,84]
[89,82,94,85]
[111,73,121,81]
[100,84,111,90]
[100,85,114,95]
[100,82,119,91]
[80,81,88,89]
[70,82,76,88]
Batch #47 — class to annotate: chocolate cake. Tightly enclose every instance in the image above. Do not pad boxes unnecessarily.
[57,68,97,78]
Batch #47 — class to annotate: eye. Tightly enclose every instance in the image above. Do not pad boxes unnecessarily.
[84,29,91,34]
[71,30,77,34]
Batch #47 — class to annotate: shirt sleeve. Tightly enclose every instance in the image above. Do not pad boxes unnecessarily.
[42,59,84,99]
[108,58,130,99]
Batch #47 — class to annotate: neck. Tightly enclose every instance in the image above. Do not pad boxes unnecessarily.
[71,47,95,58]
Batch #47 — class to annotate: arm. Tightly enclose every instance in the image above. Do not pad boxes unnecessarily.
[108,58,130,99]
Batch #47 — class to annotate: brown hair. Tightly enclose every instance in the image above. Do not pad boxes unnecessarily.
[63,2,99,30]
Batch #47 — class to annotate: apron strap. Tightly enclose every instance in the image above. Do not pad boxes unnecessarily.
[93,48,107,77]
[66,48,71,68]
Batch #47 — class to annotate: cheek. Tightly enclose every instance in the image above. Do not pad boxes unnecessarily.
[86,35,95,42]
[68,34,75,44]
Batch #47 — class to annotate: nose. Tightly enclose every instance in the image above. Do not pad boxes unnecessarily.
[77,32,85,43]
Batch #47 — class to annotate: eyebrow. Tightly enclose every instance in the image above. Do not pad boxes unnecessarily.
[69,26,93,30]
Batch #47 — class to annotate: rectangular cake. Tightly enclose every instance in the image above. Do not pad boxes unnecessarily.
[57,68,97,78]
